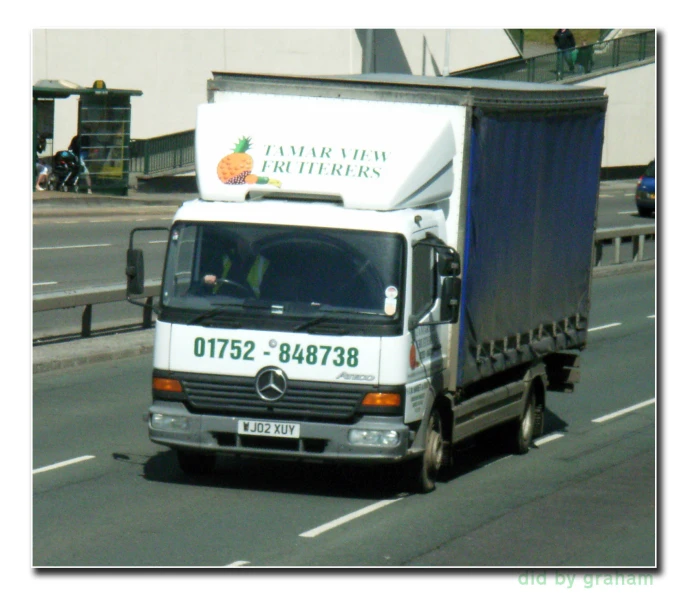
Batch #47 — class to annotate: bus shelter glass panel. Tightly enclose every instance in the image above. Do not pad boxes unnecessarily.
[78,95,133,195]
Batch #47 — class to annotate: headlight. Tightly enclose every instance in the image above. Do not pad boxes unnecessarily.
[348,429,400,447]
[150,413,190,432]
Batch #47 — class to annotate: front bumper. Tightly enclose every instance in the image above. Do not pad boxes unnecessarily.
[148,401,415,463]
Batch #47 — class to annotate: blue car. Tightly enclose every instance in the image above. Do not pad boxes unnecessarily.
[635,159,655,217]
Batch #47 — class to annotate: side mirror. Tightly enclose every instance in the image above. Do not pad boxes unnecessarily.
[440,276,461,323]
[126,248,145,296]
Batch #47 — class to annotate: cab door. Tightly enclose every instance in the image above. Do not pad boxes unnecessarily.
[404,227,449,423]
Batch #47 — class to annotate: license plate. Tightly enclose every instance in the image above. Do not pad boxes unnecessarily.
[238,419,300,438]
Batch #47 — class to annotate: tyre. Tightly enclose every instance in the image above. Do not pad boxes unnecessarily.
[637,206,654,217]
[405,408,444,493]
[512,388,536,455]
[176,449,216,476]
[532,398,545,439]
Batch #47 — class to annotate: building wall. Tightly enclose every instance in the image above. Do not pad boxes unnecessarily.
[394,29,520,76]
[32,29,518,151]
[583,62,655,168]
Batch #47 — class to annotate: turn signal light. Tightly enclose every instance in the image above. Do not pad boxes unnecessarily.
[362,392,401,407]
[153,377,183,392]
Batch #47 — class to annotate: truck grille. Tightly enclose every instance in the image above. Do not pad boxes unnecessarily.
[178,372,366,422]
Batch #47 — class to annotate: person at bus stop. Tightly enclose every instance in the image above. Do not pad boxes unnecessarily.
[68,135,93,194]
[35,133,50,191]
[35,160,49,191]
[553,29,576,78]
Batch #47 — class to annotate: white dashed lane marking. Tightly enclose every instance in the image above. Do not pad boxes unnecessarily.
[589,323,622,332]
[34,243,111,251]
[592,399,655,424]
[300,498,404,538]
[33,455,96,475]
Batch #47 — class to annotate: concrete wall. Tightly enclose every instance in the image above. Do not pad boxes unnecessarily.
[32,29,518,151]
[372,29,519,76]
[579,62,656,168]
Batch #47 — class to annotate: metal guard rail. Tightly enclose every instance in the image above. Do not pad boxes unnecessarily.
[130,129,195,177]
[455,30,655,84]
[33,225,655,340]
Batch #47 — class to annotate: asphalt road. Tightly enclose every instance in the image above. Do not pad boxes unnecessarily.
[32,270,656,567]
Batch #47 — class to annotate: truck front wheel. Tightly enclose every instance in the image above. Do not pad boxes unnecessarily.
[176,449,216,475]
[406,408,444,493]
[512,388,536,454]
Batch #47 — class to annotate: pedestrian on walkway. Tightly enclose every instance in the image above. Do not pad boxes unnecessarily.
[575,38,594,74]
[554,29,576,79]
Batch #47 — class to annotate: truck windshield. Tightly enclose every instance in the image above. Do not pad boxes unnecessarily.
[160,222,405,335]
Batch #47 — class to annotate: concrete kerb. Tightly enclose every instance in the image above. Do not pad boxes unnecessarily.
[592,260,654,278]
[32,189,193,216]
[33,329,155,374]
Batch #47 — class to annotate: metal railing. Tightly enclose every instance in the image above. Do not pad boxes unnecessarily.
[33,283,159,341]
[130,129,195,177]
[594,224,655,267]
[506,29,524,53]
[454,30,655,84]
[33,225,655,342]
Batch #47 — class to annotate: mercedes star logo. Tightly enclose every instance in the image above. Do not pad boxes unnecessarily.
[255,367,288,402]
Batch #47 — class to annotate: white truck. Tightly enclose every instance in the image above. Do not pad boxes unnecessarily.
[127,72,607,492]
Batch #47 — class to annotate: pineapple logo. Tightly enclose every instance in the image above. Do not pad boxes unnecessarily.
[217,136,281,188]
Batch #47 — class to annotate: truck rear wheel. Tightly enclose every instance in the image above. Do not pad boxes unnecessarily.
[406,408,443,493]
[176,450,216,475]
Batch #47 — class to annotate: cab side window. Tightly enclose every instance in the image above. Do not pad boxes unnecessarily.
[412,242,436,318]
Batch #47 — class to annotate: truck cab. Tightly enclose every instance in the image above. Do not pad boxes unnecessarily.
[129,90,462,492]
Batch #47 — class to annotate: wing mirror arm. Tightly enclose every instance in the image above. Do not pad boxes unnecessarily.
[126,227,169,311]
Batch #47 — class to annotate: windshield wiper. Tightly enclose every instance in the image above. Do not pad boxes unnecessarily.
[187,306,244,327]
[187,300,284,326]
[293,307,388,333]
[293,315,351,334]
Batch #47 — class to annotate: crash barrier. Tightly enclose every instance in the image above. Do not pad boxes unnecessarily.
[595,224,655,266]
[33,225,655,341]
[33,284,158,341]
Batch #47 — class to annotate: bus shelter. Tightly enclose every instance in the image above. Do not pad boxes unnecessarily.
[33,79,142,196]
